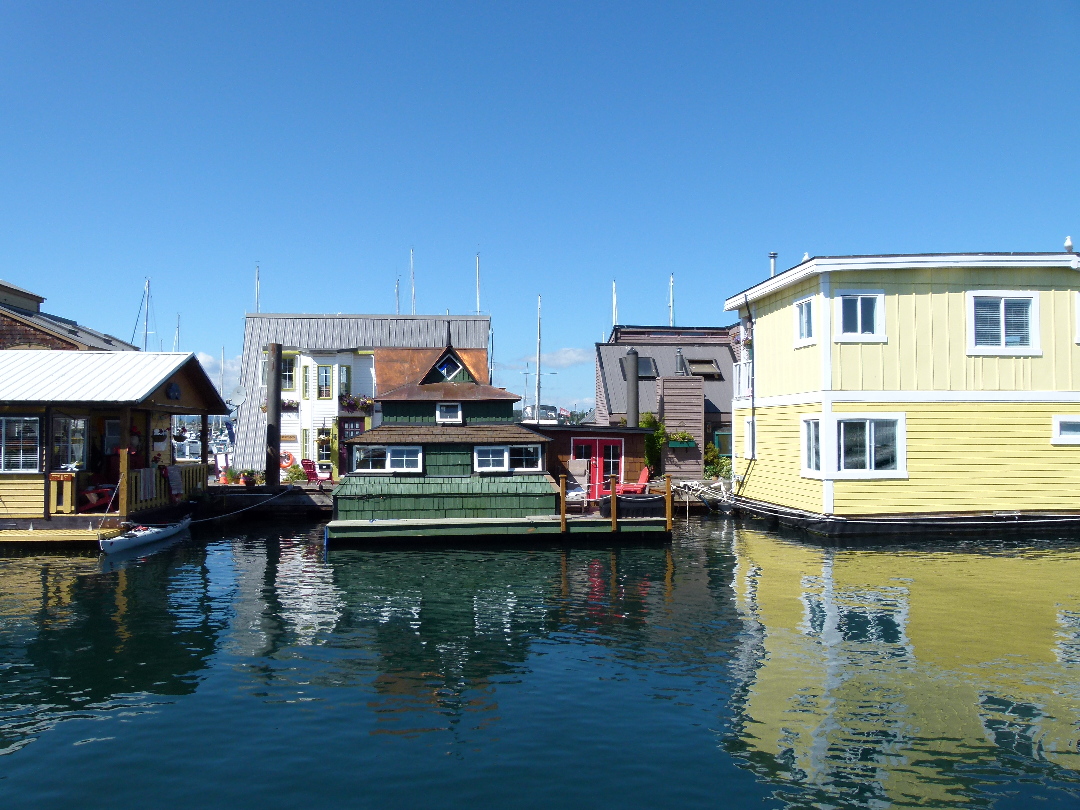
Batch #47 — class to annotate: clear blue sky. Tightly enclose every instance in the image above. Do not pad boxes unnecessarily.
[2,1,1078,408]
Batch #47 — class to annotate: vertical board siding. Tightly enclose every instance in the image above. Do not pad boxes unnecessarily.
[750,276,823,399]
[832,401,1080,515]
[734,404,823,513]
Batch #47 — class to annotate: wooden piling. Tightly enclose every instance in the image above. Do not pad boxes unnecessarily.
[559,474,567,533]
[609,474,618,532]
[265,343,282,488]
[118,407,131,518]
[664,475,673,532]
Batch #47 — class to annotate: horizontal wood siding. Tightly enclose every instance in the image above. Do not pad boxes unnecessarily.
[0,475,45,517]
[658,376,705,478]
[733,404,823,512]
[833,402,1080,514]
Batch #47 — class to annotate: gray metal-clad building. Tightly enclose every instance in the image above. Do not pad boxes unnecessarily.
[233,313,491,469]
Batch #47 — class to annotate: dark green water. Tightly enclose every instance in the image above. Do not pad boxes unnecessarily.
[1,519,1079,808]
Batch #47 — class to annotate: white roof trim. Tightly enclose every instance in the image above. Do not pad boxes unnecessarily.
[723,254,1080,311]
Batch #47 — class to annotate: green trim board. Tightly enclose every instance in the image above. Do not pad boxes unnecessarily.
[325,514,670,540]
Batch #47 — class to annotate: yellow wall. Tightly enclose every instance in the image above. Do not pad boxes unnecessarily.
[747,275,822,398]
[830,266,1080,392]
[0,474,45,517]
[733,404,822,512]
[832,400,1080,515]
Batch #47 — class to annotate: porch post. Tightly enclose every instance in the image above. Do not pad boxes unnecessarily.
[42,406,53,518]
[118,406,131,518]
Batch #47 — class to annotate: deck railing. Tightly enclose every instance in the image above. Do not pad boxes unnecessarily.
[733,360,753,399]
[126,464,208,515]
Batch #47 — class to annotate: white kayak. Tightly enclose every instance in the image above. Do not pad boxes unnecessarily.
[100,516,192,554]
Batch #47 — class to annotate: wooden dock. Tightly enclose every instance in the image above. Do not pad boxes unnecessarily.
[0,527,124,546]
[325,514,669,541]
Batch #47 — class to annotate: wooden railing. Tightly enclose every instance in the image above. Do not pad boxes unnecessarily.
[126,464,209,515]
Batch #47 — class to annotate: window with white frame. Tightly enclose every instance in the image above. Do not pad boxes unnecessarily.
[742,417,756,460]
[281,357,296,390]
[52,417,87,470]
[1051,416,1080,445]
[352,445,422,471]
[436,402,463,424]
[803,418,820,474]
[474,444,543,472]
[967,291,1039,355]
[794,296,815,347]
[1,417,40,472]
[836,416,906,477]
[836,292,886,341]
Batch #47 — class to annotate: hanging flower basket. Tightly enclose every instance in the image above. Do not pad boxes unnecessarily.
[281,399,300,412]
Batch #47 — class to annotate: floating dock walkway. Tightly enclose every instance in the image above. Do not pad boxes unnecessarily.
[325,513,669,542]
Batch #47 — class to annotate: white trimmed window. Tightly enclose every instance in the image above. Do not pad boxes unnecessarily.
[801,417,821,476]
[742,417,756,460]
[794,296,815,347]
[474,444,543,472]
[436,402,463,423]
[1,417,40,472]
[835,291,886,342]
[353,445,422,471]
[835,414,907,479]
[967,291,1040,355]
[1052,416,1080,445]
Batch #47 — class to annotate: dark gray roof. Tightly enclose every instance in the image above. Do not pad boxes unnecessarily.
[346,423,547,445]
[597,342,734,416]
[0,302,138,350]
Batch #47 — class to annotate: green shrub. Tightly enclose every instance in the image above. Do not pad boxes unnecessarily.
[640,412,666,474]
[704,442,732,479]
[283,463,307,483]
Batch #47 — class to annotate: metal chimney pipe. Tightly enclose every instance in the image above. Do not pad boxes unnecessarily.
[769,252,777,278]
[626,347,639,428]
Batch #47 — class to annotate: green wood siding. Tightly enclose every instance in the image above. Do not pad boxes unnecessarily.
[425,444,472,475]
[333,474,557,520]
[381,400,515,424]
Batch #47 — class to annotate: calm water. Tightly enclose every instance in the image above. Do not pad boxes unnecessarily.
[1,520,1079,809]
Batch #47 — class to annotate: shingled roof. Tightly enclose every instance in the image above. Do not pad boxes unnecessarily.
[344,424,548,444]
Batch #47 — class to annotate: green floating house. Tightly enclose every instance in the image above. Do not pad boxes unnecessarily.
[332,344,557,522]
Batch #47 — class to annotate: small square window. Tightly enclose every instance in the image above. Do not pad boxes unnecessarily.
[475,446,509,471]
[436,402,463,423]
[509,444,542,470]
[436,356,463,380]
[794,297,815,347]
[1052,416,1080,445]
[835,292,886,342]
[967,291,1040,356]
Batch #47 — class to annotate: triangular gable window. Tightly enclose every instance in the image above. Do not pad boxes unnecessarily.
[436,355,463,381]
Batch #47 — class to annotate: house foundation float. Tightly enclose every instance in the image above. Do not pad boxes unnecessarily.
[0,350,228,544]
[326,342,671,542]
[725,250,1080,537]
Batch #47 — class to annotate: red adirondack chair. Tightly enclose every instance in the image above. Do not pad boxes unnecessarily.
[616,467,650,495]
[300,458,329,483]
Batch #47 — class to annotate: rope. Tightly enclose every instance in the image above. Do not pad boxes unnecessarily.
[189,486,298,524]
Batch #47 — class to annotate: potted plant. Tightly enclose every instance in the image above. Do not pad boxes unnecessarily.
[668,430,696,448]
[240,469,257,488]
[338,394,374,413]
[281,399,300,412]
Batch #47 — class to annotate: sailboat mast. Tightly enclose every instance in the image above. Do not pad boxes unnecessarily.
[669,273,674,327]
[475,252,481,315]
[612,280,618,329]
[535,295,541,421]
[255,265,260,313]
[143,279,150,351]
[410,248,416,315]
[395,277,400,315]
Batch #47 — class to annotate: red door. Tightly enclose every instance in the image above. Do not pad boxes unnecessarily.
[571,438,623,499]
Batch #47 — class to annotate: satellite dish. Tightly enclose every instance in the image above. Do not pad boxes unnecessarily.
[227,386,248,408]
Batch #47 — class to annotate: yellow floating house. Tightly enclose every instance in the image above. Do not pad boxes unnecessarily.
[723,251,1080,534]
[0,350,228,540]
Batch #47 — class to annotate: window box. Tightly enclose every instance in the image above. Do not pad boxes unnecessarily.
[668,440,696,448]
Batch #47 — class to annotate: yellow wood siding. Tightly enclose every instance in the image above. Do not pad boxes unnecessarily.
[0,475,45,517]
[833,401,1080,514]
[832,267,1080,392]
[733,404,821,512]
[747,276,822,398]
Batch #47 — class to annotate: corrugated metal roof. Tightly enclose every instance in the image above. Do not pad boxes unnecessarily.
[0,350,200,402]
[0,303,139,350]
[596,342,735,416]
[234,314,492,468]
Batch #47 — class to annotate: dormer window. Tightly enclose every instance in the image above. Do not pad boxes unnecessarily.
[436,402,463,423]
[436,356,463,380]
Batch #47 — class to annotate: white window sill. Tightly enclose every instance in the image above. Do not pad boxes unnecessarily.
[833,469,908,480]
[967,347,1042,357]
[834,334,887,344]
[800,469,824,479]
[1051,438,1080,446]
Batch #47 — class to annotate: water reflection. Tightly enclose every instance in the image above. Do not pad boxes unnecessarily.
[728,528,1080,807]
[0,521,1078,808]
